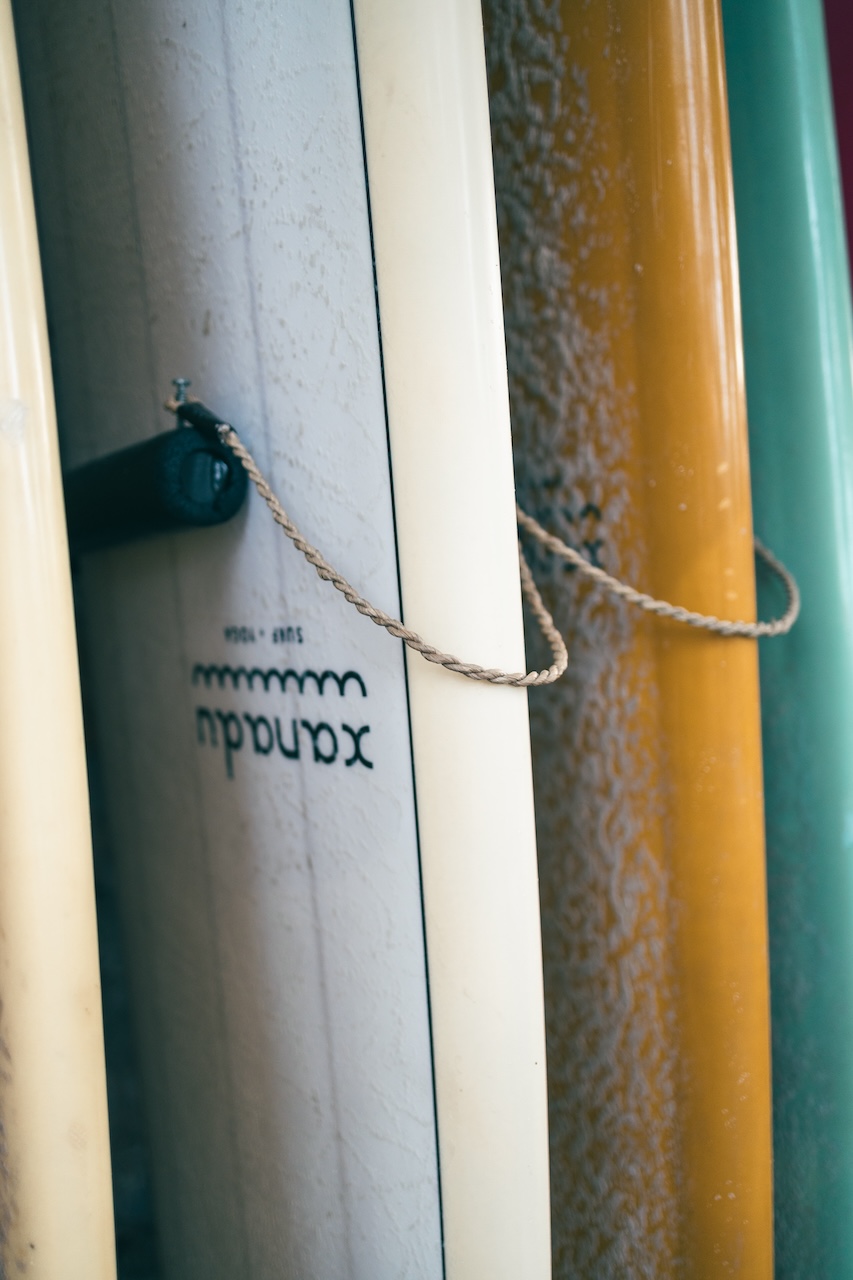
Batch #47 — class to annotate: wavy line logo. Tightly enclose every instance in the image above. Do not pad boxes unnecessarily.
[191,664,367,698]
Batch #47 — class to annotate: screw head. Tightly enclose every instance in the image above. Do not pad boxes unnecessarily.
[172,377,191,404]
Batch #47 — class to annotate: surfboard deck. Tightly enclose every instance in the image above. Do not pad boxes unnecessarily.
[723,0,853,1271]
[13,2,550,1277]
[0,3,115,1276]
[484,1,772,1275]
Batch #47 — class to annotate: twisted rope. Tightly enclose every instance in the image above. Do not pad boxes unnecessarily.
[515,507,800,638]
[170,397,800,683]
[218,424,568,687]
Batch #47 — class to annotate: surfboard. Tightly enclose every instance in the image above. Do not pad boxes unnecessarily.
[483,1,772,1275]
[12,2,550,1277]
[722,1,853,1272]
[0,4,115,1276]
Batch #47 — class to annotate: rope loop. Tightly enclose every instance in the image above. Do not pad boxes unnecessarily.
[515,507,800,639]
[216,423,568,687]
[167,397,800,685]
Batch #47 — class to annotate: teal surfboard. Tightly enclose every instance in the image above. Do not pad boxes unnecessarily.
[722,1,853,1272]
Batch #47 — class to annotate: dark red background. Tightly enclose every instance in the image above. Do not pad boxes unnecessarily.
[824,0,853,258]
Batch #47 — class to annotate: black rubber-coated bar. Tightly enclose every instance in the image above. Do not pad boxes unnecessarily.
[64,423,248,553]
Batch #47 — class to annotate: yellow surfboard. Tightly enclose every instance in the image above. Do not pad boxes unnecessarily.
[484,0,772,1275]
[0,2,115,1276]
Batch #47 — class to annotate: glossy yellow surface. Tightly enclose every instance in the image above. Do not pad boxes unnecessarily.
[0,3,115,1275]
[485,0,772,1274]
[624,3,773,1271]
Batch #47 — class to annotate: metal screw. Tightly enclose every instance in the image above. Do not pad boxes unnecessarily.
[172,377,191,404]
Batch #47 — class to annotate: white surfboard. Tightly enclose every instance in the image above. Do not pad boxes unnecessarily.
[13,2,551,1277]
[0,3,115,1276]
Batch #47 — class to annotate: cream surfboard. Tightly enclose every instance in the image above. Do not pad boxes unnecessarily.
[13,2,550,1277]
[0,3,115,1277]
